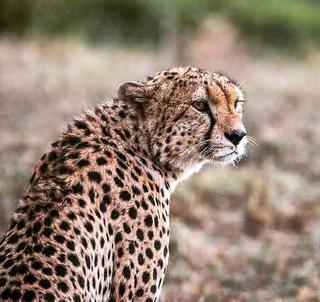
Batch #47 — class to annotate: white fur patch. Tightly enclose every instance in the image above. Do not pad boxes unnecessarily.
[170,162,206,193]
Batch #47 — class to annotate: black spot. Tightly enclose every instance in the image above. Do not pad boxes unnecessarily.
[55,264,67,277]
[118,247,124,258]
[10,288,21,301]
[104,150,112,158]
[72,183,83,194]
[164,245,168,257]
[119,110,127,118]
[58,254,66,263]
[44,217,52,226]
[63,135,81,146]
[74,120,88,129]
[84,222,93,233]
[115,232,123,243]
[58,281,69,293]
[148,195,155,206]
[141,200,149,210]
[9,265,18,276]
[122,266,131,279]
[102,183,111,193]
[100,194,111,213]
[60,221,70,231]
[118,282,126,296]
[116,168,125,180]
[154,240,161,250]
[76,141,89,149]
[154,216,159,227]
[128,207,137,219]
[114,176,124,188]
[73,294,81,302]
[138,253,145,265]
[148,231,154,240]
[89,188,95,203]
[77,159,90,167]
[146,248,153,259]
[24,273,37,284]
[68,253,80,266]
[31,260,42,270]
[39,163,48,174]
[87,171,102,183]
[153,268,158,280]
[136,288,144,297]
[129,241,135,254]
[96,157,107,165]
[1,288,11,299]
[32,221,42,234]
[78,199,86,208]
[120,223,130,235]
[43,228,53,238]
[111,209,120,220]
[22,290,36,301]
[47,151,57,161]
[7,234,19,244]
[17,263,28,275]
[58,165,73,175]
[119,190,131,201]
[39,279,51,289]
[115,151,127,162]
[134,166,142,176]
[54,234,66,244]
[85,255,90,269]
[42,245,56,257]
[42,267,52,276]
[67,212,76,221]
[132,185,141,195]
[33,243,43,253]
[136,229,144,241]
[78,276,85,287]
[144,215,153,227]
[66,240,75,251]
[17,220,26,230]
[44,293,55,302]
[142,271,150,283]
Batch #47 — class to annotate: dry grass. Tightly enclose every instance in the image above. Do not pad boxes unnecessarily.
[1,18,320,301]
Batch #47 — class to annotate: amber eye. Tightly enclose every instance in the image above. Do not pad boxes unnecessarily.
[192,100,208,112]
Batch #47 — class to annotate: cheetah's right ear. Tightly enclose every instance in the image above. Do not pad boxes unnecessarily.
[117,81,151,103]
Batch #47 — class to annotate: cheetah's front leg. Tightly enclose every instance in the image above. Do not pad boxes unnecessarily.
[110,225,169,302]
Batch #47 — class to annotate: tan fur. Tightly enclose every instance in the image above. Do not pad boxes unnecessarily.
[0,67,247,301]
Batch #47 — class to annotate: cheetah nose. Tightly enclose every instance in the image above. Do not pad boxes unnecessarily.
[224,129,247,146]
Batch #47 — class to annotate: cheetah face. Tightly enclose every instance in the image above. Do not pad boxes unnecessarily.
[118,67,247,171]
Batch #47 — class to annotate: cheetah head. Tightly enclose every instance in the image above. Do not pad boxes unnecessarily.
[118,66,247,172]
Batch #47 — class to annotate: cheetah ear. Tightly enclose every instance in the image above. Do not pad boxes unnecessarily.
[117,81,151,103]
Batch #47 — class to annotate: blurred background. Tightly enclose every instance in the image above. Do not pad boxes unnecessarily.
[1,0,320,301]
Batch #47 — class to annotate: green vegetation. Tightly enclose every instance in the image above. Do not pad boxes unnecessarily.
[0,0,320,51]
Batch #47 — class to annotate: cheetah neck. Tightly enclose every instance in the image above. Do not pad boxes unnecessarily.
[74,98,204,191]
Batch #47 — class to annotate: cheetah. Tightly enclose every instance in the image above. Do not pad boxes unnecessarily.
[0,66,247,301]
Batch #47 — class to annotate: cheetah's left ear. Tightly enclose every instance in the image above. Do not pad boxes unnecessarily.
[117,81,151,103]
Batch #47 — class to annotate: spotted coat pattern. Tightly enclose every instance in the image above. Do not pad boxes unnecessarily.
[0,67,247,301]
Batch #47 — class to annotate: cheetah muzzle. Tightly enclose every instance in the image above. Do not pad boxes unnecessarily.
[0,67,247,301]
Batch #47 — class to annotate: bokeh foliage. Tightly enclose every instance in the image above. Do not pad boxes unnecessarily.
[0,0,320,49]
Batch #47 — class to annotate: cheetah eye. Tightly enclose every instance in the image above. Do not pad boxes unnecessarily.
[234,99,244,112]
[192,100,209,112]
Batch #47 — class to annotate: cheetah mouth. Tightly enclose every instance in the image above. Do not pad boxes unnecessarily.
[213,150,239,163]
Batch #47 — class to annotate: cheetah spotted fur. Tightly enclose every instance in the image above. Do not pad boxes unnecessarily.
[0,67,247,301]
